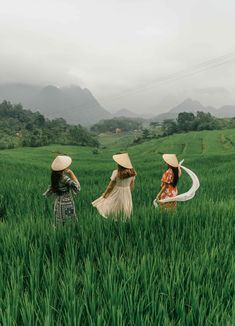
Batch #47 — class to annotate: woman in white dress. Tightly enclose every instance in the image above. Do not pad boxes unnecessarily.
[92,153,136,219]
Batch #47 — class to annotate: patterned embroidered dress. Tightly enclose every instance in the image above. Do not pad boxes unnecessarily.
[44,174,81,225]
[159,168,178,209]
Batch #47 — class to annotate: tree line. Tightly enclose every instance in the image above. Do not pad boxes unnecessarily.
[90,117,143,133]
[161,111,235,136]
[0,101,99,149]
[133,111,235,144]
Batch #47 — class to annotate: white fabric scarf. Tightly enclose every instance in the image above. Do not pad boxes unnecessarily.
[153,160,200,207]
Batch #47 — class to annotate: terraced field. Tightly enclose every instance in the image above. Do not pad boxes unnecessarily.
[1,129,235,325]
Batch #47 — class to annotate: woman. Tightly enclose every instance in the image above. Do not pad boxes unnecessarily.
[156,154,180,209]
[43,155,81,225]
[92,153,136,219]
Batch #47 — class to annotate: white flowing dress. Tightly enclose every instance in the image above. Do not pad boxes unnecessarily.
[92,170,134,219]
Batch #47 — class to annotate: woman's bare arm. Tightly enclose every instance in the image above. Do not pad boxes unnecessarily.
[103,180,116,198]
[156,183,167,200]
[130,178,135,192]
[65,168,79,183]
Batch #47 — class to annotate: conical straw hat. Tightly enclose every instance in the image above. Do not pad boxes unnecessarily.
[51,155,72,171]
[162,154,179,167]
[113,153,133,169]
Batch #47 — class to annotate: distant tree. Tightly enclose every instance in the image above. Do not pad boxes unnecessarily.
[177,112,195,132]
[193,111,217,130]
[91,117,143,133]
[34,112,46,127]
[150,121,160,128]
[0,101,99,149]
[69,125,99,147]
[142,128,151,139]
[25,122,32,131]
[162,119,178,135]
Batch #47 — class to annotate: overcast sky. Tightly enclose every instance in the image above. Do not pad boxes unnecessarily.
[1,0,235,114]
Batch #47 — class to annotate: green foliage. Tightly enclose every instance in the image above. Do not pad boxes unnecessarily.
[149,121,161,128]
[162,111,232,136]
[69,125,99,147]
[92,148,99,155]
[177,112,195,131]
[91,117,143,133]
[0,101,99,148]
[142,128,151,139]
[0,130,235,324]
[162,119,178,136]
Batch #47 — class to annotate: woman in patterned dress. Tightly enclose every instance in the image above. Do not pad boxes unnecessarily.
[156,154,180,209]
[92,153,136,219]
[44,155,81,225]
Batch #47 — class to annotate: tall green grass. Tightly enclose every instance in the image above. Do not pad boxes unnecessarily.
[1,129,235,325]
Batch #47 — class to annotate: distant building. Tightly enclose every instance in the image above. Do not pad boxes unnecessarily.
[115,128,122,134]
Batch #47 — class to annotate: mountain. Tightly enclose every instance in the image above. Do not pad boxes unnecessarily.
[0,83,112,125]
[217,105,235,118]
[0,83,40,107]
[152,98,235,121]
[113,108,140,118]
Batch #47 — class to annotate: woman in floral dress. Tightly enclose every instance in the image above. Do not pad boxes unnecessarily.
[156,154,180,209]
[44,155,81,225]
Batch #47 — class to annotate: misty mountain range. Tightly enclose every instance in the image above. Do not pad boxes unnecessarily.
[152,98,235,121]
[113,108,140,119]
[0,84,235,126]
[0,84,111,125]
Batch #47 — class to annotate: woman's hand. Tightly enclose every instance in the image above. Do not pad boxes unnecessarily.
[156,194,160,202]
[102,181,115,199]
[65,168,79,184]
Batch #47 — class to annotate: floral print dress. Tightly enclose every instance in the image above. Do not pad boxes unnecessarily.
[159,168,178,209]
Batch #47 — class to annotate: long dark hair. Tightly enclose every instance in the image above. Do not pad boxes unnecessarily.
[169,166,179,187]
[117,165,137,179]
[51,171,63,195]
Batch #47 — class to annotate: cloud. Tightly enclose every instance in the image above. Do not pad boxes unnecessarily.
[193,87,230,95]
[0,0,235,113]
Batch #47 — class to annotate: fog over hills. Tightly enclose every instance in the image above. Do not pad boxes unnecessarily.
[113,109,141,118]
[1,84,235,126]
[0,84,111,126]
[152,98,235,121]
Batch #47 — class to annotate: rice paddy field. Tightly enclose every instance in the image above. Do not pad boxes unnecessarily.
[1,129,235,325]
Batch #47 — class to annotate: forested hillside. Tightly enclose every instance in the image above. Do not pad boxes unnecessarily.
[0,101,98,149]
[0,84,111,125]
[91,117,143,133]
